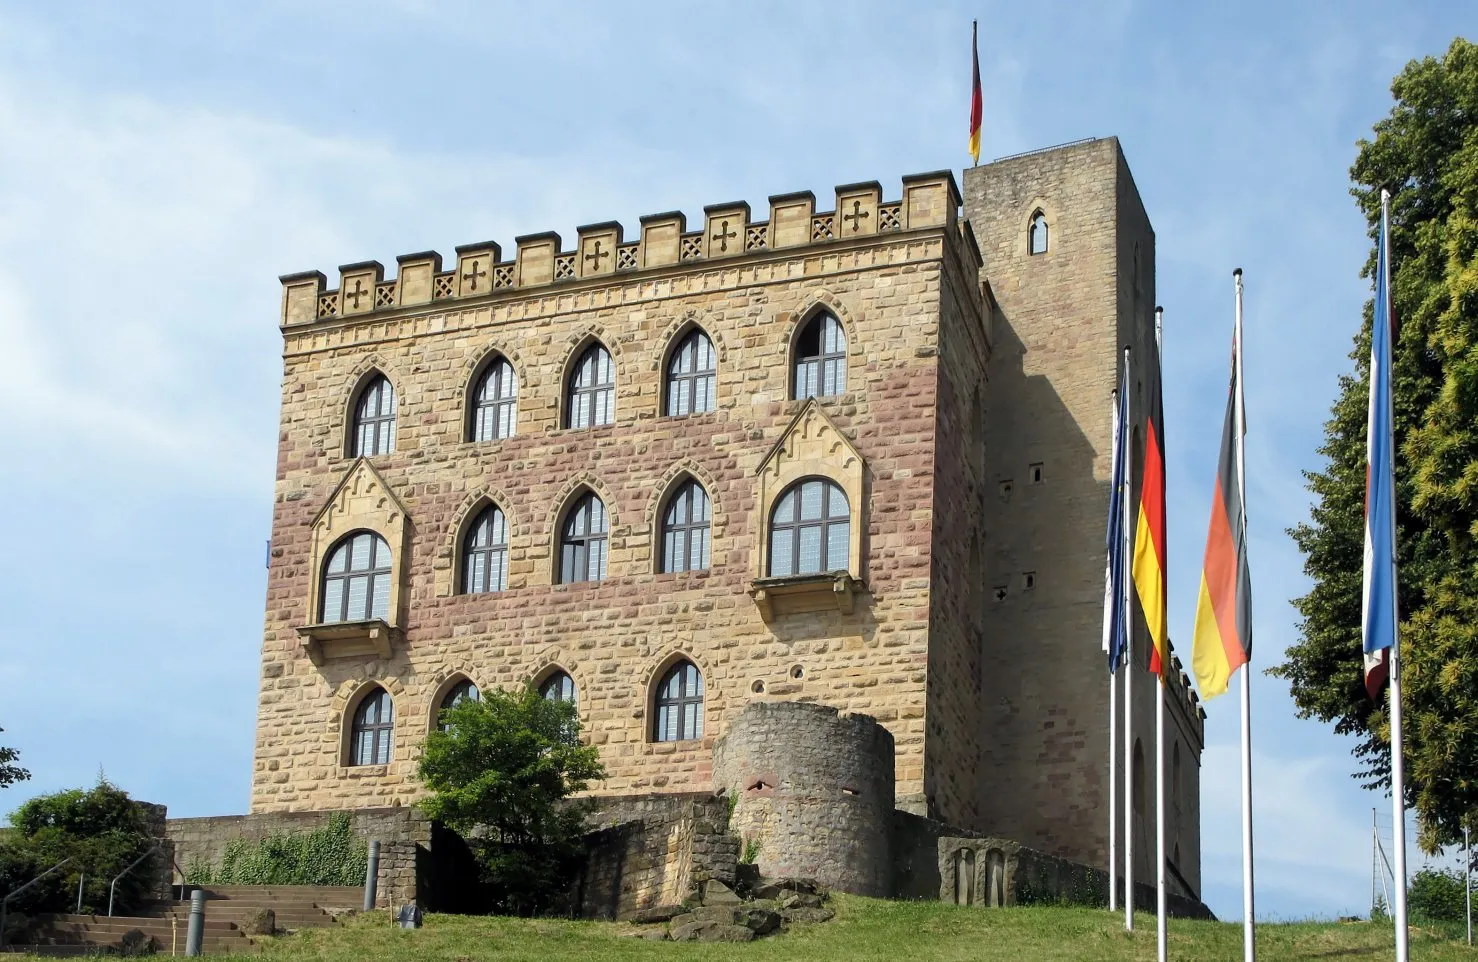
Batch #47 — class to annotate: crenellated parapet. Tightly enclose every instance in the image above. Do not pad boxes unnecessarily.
[279,172,962,326]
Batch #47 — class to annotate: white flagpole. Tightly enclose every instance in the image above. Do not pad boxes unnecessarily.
[1109,585,1119,912]
[1154,308,1167,962]
[1465,824,1471,947]
[1382,188,1410,962]
[1123,346,1135,932]
[1235,269,1256,962]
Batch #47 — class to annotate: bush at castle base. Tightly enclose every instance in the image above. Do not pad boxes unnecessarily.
[0,779,156,917]
[418,684,605,916]
[185,812,367,886]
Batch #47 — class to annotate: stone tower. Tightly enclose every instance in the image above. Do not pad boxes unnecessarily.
[962,137,1203,895]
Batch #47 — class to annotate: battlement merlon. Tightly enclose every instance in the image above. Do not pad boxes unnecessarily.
[278,172,965,327]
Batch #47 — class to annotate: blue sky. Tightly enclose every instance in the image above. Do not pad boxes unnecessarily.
[0,0,1468,923]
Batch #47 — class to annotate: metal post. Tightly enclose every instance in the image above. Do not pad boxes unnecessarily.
[1109,660,1118,912]
[364,840,381,912]
[1233,275,1254,962]
[1122,347,1135,932]
[1466,824,1471,946]
[184,889,206,957]
[76,873,85,914]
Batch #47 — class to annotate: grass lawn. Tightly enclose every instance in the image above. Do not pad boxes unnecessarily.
[190,895,1477,961]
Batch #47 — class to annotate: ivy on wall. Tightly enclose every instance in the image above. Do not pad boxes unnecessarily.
[186,813,367,886]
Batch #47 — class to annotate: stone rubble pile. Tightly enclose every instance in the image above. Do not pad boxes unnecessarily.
[618,876,835,943]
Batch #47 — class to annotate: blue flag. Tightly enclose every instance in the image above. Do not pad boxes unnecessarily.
[1103,375,1130,673]
[1362,193,1399,699]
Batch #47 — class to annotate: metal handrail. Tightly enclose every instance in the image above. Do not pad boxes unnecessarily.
[0,856,73,946]
[108,841,160,917]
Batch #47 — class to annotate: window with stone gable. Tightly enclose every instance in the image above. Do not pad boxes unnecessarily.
[768,478,849,577]
[352,374,397,456]
[665,328,716,416]
[791,312,847,400]
[653,660,703,742]
[660,480,711,574]
[1029,211,1049,255]
[566,343,615,429]
[461,504,509,594]
[540,671,577,705]
[470,356,517,441]
[321,531,392,623]
[560,493,608,583]
[437,679,479,731]
[350,687,394,766]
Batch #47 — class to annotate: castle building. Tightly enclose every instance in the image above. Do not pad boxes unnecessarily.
[253,137,1204,898]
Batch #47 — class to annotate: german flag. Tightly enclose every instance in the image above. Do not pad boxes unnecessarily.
[968,21,982,166]
[1132,339,1168,677]
[1191,341,1252,698]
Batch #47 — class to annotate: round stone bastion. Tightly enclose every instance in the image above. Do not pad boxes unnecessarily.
[712,701,894,897]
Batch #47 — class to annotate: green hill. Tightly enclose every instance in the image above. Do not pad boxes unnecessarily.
[153,895,1475,961]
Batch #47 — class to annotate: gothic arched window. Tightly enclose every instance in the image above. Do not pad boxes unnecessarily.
[437,679,479,731]
[560,493,608,583]
[791,312,847,400]
[352,374,397,456]
[653,660,704,742]
[1029,211,1049,255]
[350,688,394,766]
[666,328,716,416]
[470,357,517,442]
[540,671,577,704]
[567,343,614,429]
[768,478,849,577]
[321,531,392,623]
[462,504,509,594]
[660,481,711,574]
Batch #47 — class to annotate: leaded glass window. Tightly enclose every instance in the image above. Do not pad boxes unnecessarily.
[665,329,716,416]
[462,505,508,594]
[768,478,849,577]
[350,688,393,766]
[653,661,703,742]
[792,313,846,400]
[437,679,478,731]
[353,374,396,456]
[540,671,577,704]
[560,493,608,583]
[321,532,392,623]
[661,481,710,574]
[1030,212,1049,255]
[471,357,517,441]
[567,343,614,428]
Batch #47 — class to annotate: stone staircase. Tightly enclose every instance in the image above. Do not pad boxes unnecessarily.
[13,885,363,956]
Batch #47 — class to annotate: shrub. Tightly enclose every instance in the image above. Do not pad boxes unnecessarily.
[185,812,367,886]
[1408,867,1471,923]
[418,685,605,916]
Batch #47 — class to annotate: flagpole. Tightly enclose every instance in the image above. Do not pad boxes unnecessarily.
[1381,188,1410,962]
[1122,345,1135,932]
[1152,308,1167,962]
[1234,269,1256,962]
[1109,547,1120,913]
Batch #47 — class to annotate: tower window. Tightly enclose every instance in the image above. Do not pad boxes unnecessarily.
[462,504,509,594]
[350,688,394,766]
[352,374,396,457]
[1029,212,1049,255]
[437,679,479,731]
[661,481,711,574]
[470,357,517,442]
[321,532,392,624]
[666,329,717,416]
[792,312,847,400]
[567,343,614,429]
[653,660,704,742]
[541,671,577,704]
[768,478,849,577]
[560,493,608,584]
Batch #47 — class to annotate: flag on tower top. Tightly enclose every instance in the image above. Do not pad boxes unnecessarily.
[1363,194,1399,700]
[968,21,982,166]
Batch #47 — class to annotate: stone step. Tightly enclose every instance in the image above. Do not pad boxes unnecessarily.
[200,884,363,905]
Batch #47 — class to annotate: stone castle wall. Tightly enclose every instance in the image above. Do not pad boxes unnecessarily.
[253,174,984,816]
[713,702,894,897]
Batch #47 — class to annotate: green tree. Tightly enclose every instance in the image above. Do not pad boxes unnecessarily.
[417,685,605,916]
[1274,38,1478,850]
[0,728,27,789]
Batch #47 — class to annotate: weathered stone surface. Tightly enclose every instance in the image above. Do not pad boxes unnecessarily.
[779,891,823,910]
[776,877,823,896]
[670,919,754,942]
[616,927,669,941]
[628,903,685,925]
[243,908,277,936]
[780,906,836,924]
[703,879,741,904]
[736,906,781,935]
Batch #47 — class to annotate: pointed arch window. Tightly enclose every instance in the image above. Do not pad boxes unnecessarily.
[540,671,577,704]
[666,329,716,416]
[768,478,849,577]
[471,357,517,442]
[321,532,392,623]
[560,493,608,583]
[350,688,394,766]
[1029,212,1049,255]
[462,504,509,594]
[792,312,847,400]
[661,481,711,574]
[567,343,614,429]
[437,679,479,731]
[353,374,397,456]
[653,660,704,742]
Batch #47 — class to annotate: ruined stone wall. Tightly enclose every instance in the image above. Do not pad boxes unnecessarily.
[165,808,425,909]
[253,175,979,817]
[712,702,894,897]
[573,793,737,920]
